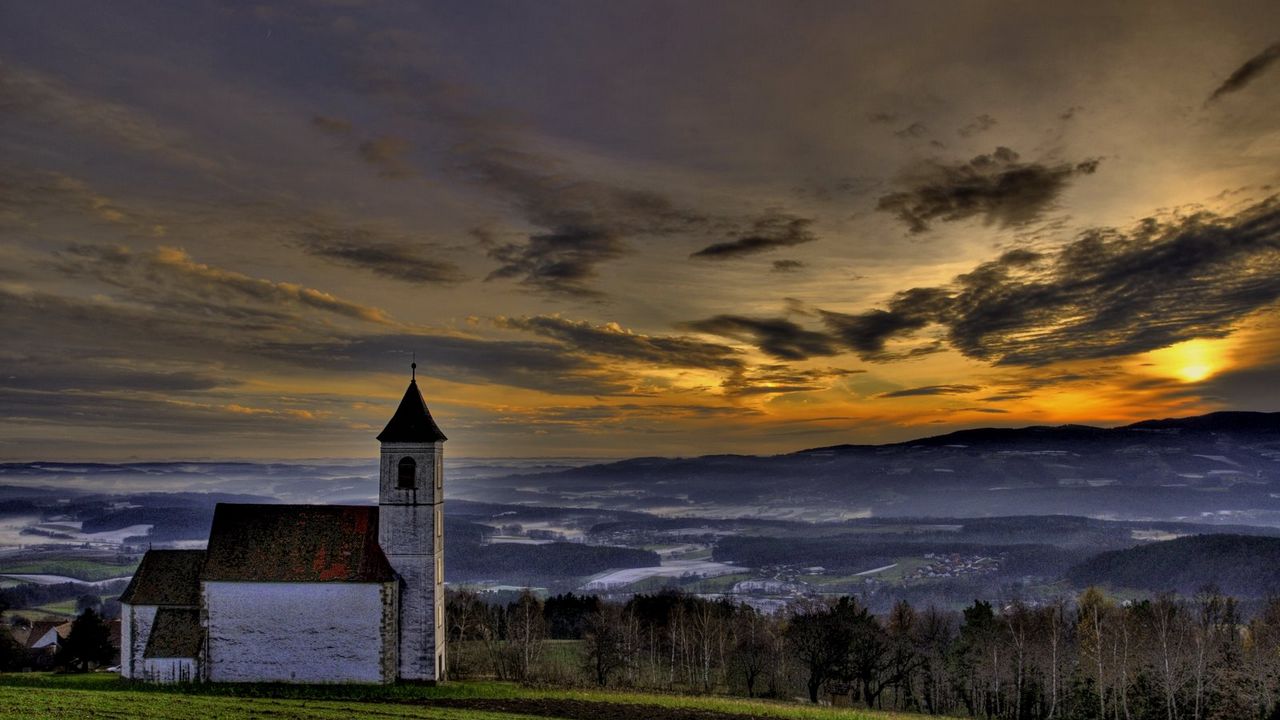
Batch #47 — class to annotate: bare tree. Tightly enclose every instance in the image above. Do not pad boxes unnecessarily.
[507,590,546,682]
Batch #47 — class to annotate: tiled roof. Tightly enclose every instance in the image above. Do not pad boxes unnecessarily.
[143,608,202,659]
[202,503,396,583]
[120,550,205,606]
[24,620,69,650]
[376,380,447,443]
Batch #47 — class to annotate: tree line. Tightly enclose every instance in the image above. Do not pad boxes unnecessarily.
[447,586,1280,719]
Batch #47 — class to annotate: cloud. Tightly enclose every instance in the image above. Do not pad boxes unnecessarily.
[824,197,1280,366]
[690,212,816,260]
[879,384,980,398]
[820,287,951,359]
[474,149,711,297]
[1207,42,1280,103]
[494,315,743,371]
[979,393,1031,403]
[486,225,628,299]
[875,147,1100,233]
[260,331,636,396]
[772,259,805,273]
[54,244,396,326]
[680,315,840,361]
[357,135,415,178]
[0,61,219,172]
[0,359,228,394]
[895,122,928,139]
[292,224,465,284]
[724,364,858,396]
[958,114,997,137]
[0,168,153,231]
[0,285,638,399]
[310,114,353,135]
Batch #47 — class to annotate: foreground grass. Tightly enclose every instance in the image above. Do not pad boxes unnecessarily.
[0,673,936,720]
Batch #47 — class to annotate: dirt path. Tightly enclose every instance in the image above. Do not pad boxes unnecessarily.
[423,697,770,720]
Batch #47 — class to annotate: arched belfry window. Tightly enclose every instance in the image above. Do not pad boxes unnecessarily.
[397,457,416,489]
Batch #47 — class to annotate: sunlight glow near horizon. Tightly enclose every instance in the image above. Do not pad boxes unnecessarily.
[1149,339,1232,384]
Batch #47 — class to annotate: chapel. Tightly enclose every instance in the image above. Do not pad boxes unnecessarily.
[119,367,446,683]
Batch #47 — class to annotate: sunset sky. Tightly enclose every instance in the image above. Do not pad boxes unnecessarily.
[3,1,1280,460]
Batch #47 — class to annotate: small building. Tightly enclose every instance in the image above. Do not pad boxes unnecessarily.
[119,368,447,683]
[119,549,204,682]
[24,619,71,656]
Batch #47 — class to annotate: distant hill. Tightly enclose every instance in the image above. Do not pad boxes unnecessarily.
[456,411,1280,524]
[1067,534,1280,597]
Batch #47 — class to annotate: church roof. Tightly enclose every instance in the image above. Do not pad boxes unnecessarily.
[377,379,447,443]
[120,549,205,606]
[144,608,202,659]
[202,504,396,583]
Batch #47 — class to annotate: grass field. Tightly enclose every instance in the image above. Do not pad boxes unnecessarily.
[0,673,937,720]
[0,558,138,582]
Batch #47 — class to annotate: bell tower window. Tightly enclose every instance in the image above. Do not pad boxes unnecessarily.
[397,457,416,489]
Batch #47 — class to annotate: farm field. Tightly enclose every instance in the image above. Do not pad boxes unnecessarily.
[0,674,936,720]
[0,556,139,583]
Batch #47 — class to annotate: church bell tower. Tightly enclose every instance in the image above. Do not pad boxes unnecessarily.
[377,362,446,681]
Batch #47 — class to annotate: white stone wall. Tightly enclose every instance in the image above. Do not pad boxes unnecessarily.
[139,657,197,683]
[203,581,397,683]
[379,440,444,681]
[120,604,157,680]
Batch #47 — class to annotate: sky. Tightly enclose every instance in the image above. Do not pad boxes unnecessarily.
[2,1,1280,460]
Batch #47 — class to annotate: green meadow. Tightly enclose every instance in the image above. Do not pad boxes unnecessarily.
[0,673,938,720]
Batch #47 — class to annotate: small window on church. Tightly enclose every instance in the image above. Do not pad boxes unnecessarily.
[397,457,416,489]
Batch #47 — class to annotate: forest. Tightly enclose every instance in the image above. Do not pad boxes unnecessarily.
[447,586,1280,720]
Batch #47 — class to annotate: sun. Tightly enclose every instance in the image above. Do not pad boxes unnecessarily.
[1146,339,1230,384]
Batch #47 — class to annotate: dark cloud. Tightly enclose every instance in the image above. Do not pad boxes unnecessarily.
[690,213,816,260]
[339,50,716,298]
[825,198,1280,366]
[979,393,1031,403]
[876,147,1100,233]
[958,114,997,137]
[471,401,761,432]
[293,225,465,284]
[1207,42,1280,103]
[680,315,839,361]
[310,114,353,135]
[820,287,951,359]
[895,121,929,139]
[880,384,980,398]
[486,226,626,299]
[494,315,744,371]
[0,360,227,394]
[0,286,637,399]
[724,364,859,397]
[0,387,339,437]
[357,135,415,178]
[0,62,219,172]
[260,332,635,397]
[53,244,395,325]
[470,148,712,297]
[772,259,805,273]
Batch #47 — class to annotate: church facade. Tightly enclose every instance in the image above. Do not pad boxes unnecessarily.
[120,371,447,683]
